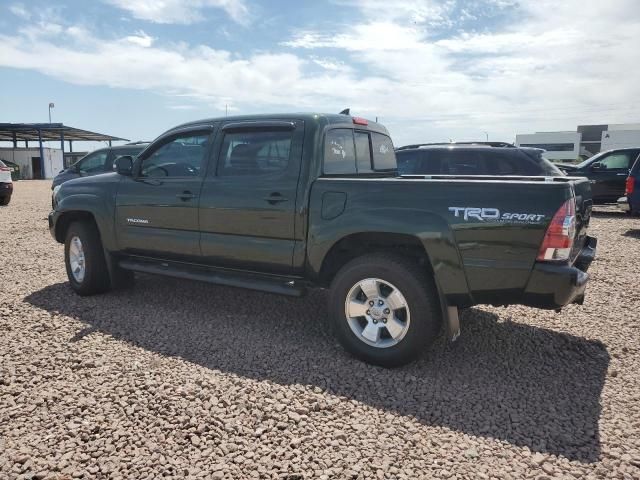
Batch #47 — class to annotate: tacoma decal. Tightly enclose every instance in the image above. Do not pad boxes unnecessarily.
[126,218,149,224]
[449,207,545,223]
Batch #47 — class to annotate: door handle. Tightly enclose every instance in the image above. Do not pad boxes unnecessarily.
[176,191,197,201]
[263,193,288,204]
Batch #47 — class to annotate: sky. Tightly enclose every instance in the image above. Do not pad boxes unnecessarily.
[0,0,639,150]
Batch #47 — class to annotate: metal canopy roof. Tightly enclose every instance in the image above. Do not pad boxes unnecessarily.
[0,123,128,142]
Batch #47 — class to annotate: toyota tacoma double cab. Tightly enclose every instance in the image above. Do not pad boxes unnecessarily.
[49,113,597,367]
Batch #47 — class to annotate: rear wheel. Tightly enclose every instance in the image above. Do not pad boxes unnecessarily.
[0,196,10,206]
[64,221,111,296]
[329,254,442,367]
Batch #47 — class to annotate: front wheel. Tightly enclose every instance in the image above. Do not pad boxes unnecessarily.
[64,221,111,296]
[329,254,442,367]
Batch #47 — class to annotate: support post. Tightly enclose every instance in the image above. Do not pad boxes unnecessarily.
[108,140,112,147]
[60,130,65,168]
[12,132,17,148]
[69,140,73,152]
[38,129,45,179]
[25,140,29,148]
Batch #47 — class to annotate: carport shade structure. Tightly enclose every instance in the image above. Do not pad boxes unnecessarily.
[0,123,129,178]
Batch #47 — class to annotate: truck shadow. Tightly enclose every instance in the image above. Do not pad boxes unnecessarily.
[25,277,609,463]
[623,229,640,239]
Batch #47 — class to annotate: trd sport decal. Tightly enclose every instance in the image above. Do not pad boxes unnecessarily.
[448,207,545,223]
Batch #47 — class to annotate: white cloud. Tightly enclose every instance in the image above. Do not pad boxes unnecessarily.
[1,0,639,145]
[9,3,31,20]
[103,0,250,25]
[125,30,155,48]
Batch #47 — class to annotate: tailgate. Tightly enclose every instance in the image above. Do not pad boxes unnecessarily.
[569,177,593,261]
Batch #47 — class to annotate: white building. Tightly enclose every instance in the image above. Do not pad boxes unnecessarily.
[0,147,64,179]
[517,123,640,163]
[515,131,581,162]
[601,123,640,151]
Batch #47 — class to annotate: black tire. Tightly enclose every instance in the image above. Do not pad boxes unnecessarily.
[64,221,111,296]
[0,196,10,206]
[329,254,442,367]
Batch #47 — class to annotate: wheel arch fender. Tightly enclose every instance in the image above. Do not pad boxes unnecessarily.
[309,207,472,306]
[54,194,116,250]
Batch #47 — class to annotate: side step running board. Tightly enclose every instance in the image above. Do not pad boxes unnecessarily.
[118,258,306,297]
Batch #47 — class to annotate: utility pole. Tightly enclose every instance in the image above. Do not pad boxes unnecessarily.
[225,104,228,117]
[484,131,489,141]
[48,102,55,123]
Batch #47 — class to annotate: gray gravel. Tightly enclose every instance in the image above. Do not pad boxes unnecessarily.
[1,180,640,480]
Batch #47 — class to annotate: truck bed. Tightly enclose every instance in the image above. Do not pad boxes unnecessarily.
[308,175,593,308]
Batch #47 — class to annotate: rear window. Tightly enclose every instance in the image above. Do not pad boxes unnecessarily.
[0,160,6,168]
[354,131,372,173]
[324,129,356,174]
[519,149,564,176]
[324,129,396,174]
[370,133,396,171]
[397,150,443,175]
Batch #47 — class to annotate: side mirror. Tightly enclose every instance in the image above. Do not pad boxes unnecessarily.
[116,155,134,176]
[591,162,604,171]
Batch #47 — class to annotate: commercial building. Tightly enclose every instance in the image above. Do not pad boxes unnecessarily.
[0,123,127,179]
[515,123,640,163]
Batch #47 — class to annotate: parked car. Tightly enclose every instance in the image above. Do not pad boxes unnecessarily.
[49,113,596,367]
[52,143,149,189]
[395,142,564,177]
[617,155,640,215]
[557,148,640,204]
[1,159,21,180]
[0,160,14,205]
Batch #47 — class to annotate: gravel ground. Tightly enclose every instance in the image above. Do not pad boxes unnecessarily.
[1,180,639,480]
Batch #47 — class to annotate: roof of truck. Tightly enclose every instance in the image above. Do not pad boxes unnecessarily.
[167,113,389,135]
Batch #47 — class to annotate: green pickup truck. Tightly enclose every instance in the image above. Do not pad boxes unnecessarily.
[49,113,597,366]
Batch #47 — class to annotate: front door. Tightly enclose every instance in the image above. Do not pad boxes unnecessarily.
[115,128,213,262]
[198,120,304,274]
[588,151,636,201]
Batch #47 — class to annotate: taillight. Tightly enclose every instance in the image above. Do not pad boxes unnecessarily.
[625,176,635,195]
[537,198,576,262]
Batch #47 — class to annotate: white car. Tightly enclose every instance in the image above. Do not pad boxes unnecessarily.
[0,160,13,206]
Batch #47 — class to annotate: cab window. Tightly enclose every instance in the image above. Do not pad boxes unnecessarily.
[218,130,292,176]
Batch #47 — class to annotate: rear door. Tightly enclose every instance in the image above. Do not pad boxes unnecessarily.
[115,127,213,261]
[198,120,304,273]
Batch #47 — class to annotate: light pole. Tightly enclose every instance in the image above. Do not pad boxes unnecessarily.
[48,102,55,123]
[484,131,489,141]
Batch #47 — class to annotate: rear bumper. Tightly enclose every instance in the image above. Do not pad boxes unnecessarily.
[0,182,13,196]
[617,196,630,213]
[522,236,597,310]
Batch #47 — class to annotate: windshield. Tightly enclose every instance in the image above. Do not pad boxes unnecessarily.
[574,151,606,169]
